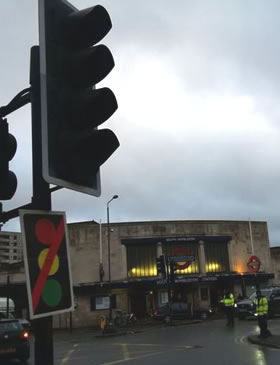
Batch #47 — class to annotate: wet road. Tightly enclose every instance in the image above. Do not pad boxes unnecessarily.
[3,318,280,364]
[52,318,280,365]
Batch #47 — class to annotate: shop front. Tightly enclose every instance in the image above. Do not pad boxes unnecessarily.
[121,234,274,316]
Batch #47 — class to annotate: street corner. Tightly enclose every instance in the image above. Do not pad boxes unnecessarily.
[247,334,280,349]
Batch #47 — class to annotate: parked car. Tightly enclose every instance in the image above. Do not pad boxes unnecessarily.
[0,319,30,363]
[0,311,31,330]
[235,287,280,319]
[0,297,15,312]
[153,302,212,324]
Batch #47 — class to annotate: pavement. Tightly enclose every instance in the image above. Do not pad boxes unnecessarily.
[99,317,280,349]
[53,315,280,349]
[95,317,202,338]
[247,333,280,349]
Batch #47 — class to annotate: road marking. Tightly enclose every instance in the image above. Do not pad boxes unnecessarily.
[234,335,248,345]
[96,351,164,365]
[56,342,201,364]
[120,344,129,360]
[60,343,79,364]
[114,342,199,349]
[114,343,164,347]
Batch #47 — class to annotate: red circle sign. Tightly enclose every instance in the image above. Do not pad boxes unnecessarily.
[171,248,193,270]
[247,255,261,272]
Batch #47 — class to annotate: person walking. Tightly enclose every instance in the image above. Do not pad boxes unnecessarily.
[254,290,271,338]
[220,290,235,327]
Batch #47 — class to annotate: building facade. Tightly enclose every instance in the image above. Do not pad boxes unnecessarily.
[0,219,275,329]
[66,219,274,328]
[0,231,23,265]
[270,246,280,284]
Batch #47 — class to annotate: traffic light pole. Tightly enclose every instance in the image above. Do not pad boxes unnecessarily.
[30,45,54,365]
[167,258,172,318]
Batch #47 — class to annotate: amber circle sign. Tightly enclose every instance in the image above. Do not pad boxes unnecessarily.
[247,255,261,272]
[171,248,194,270]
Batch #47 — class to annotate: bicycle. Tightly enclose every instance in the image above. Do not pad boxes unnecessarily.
[114,310,136,327]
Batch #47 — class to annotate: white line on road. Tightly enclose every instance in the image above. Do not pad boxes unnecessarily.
[60,343,79,364]
[95,350,165,365]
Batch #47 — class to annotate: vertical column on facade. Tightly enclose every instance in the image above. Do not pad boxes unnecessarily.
[121,244,128,279]
[157,242,163,257]
[198,240,206,274]
[227,240,233,272]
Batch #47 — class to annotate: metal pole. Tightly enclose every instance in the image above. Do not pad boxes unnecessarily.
[99,220,104,286]
[249,219,254,255]
[6,275,10,317]
[107,203,112,321]
[30,45,53,365]
[106,195,118,322]
[99,220,103,265]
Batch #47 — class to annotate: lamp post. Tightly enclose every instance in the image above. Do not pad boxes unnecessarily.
[107,194,118,321]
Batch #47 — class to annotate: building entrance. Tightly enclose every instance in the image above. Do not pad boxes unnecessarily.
[130,290,148,318]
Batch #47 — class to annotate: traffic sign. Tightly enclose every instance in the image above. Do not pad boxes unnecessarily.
[171,248,195,270]
[247,255,261,273]
[20,210,74,319]
[170,256,195,263]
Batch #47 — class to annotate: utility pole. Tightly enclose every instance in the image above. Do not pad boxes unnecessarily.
[30,45,53,365]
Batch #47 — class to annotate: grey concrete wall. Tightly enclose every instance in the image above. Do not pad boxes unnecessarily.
[68,220,272,285]
[68,223,102,285]
[270,247,280,284]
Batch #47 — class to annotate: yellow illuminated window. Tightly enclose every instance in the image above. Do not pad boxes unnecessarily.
[127,244,157,278]
[205,242,229,273]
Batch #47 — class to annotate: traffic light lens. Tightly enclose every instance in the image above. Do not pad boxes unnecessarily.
[42,279,62,307]
[62,5,112,49]
[68,87,118,129]
[7,134,17,160]
[57,129,119,182]
[64,45,114,88]
[38,249,59,275]
[0,120,17,200]
[35,219,57,245]
[0,171,17,200]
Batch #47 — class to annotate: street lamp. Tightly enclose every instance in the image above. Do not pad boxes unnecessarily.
[107,194,118,321]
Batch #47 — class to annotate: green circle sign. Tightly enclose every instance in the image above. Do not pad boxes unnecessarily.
[42,279,62,307]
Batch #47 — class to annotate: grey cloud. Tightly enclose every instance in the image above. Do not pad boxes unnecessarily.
[2,0,280,247]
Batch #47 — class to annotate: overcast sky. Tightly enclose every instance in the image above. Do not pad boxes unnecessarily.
[1,0,280,247]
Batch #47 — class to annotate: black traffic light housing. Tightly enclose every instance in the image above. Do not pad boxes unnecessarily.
[0,119,17,200]
[156,255,166,278]
[39,0,119,196]
[169,260,177,284]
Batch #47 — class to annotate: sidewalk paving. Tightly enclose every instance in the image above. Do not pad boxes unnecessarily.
[52,317,280,348]
[51,318,203,340]
[96,318,202,338]
[247,333,280,349]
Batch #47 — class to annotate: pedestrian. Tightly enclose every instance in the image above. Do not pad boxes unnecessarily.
[220,290,235,327]
[254,290,272,338]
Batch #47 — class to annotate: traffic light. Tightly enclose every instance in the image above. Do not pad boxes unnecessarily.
[0,119,17,200]
[169,260,176,284]
[38,0,119,196]
[156,255,166,278]
[20,210,74,319]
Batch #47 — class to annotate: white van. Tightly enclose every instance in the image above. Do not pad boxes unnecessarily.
[0,297,15,313]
